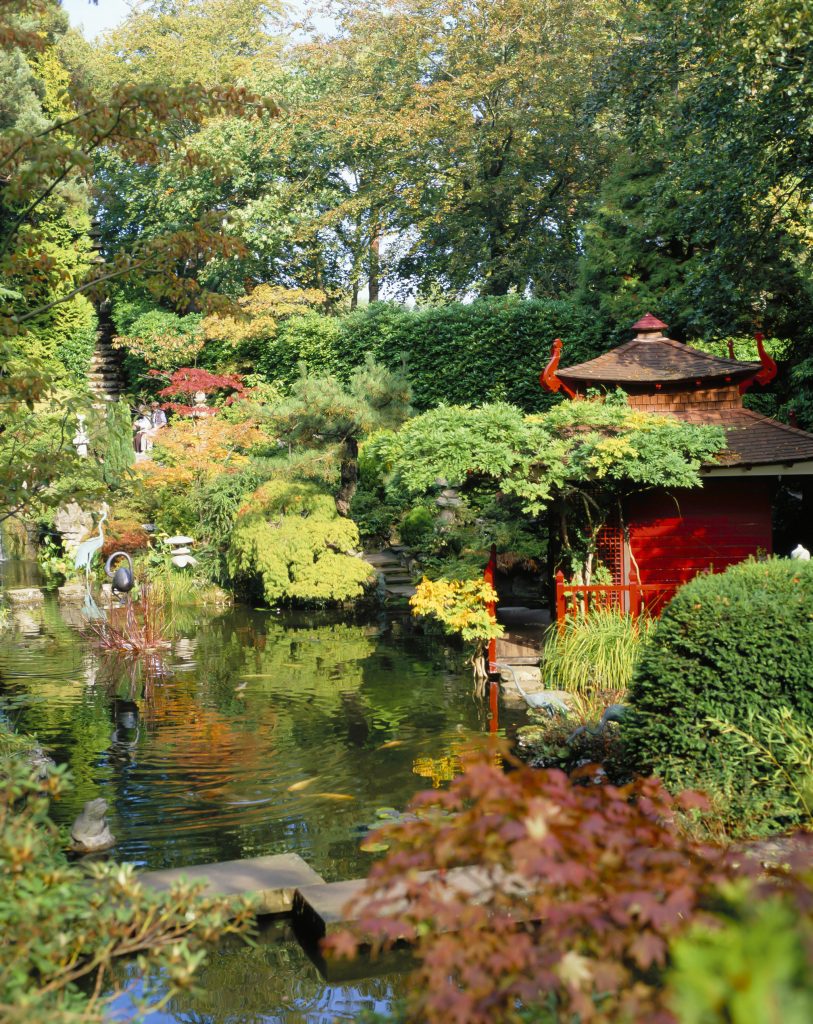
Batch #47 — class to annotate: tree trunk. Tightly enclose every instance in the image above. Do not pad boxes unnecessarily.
[368,223,381,304]
[335,436,359,517]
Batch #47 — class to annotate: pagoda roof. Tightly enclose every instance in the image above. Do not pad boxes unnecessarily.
[672,407,813,470]
[558,336,761,389]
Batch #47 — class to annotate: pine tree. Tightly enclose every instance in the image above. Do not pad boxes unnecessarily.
[579,153,695,337]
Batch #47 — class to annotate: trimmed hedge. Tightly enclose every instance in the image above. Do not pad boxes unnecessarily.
[260,297,605,411]
[625,558,813,834]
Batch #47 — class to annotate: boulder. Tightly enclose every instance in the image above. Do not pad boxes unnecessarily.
[53,502,94,556]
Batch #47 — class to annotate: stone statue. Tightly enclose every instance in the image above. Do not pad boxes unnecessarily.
[70,798,116,853]
[53,502,94,557]
[72,413,89,458]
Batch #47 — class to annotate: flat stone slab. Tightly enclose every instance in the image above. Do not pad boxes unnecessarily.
[363,552,404,568]
[141,853,326,915]
[294,878,368,938]
[293,865,533,942]
[5,587,45,606]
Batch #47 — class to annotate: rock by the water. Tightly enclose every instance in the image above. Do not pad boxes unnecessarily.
[57,581,86,603]
[5,588,44,607]
[70,798,115,853]
[27,743,56,780]
[54,503,94,556]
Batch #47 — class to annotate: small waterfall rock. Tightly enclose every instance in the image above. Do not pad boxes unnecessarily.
[70,798,116,853]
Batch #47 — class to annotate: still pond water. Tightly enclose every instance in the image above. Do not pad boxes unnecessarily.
[0,564,524,1023]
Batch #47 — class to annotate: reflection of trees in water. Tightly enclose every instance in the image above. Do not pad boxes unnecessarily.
[163,924,402,1024]
[0,601,486,874]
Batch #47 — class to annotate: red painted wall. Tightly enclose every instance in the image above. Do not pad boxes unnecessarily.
[625,479,773,588]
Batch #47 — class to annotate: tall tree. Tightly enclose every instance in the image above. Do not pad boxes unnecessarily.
[295,0,625,298]
[592,0,813,339]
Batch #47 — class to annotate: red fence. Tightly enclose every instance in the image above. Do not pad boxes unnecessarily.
[554,570,677,622]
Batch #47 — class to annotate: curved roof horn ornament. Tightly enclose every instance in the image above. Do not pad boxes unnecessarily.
[540,338,576,398]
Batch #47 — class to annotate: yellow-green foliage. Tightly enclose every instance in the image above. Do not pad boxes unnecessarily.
[228,479,374,604]
[410,577,503,644]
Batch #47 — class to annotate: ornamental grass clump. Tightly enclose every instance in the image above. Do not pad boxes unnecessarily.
[625,557,813,837]
[540,609,654,693]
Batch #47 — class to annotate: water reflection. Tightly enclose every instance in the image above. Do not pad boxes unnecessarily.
[0,595,512,880]
[112,919,406,1024]
[0,586,530,1023]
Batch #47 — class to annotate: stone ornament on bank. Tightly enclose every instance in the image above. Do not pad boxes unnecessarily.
[70,798,116,853]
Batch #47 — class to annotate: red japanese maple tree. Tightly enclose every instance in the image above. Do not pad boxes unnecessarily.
[324,753,801,1024]
[151,367,245,416]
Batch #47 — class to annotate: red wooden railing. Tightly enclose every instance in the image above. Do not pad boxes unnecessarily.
[483,544,498,674]
[554,570,677,623]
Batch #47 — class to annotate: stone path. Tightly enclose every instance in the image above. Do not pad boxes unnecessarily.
[140,853,326,915]
[363,547,417,601]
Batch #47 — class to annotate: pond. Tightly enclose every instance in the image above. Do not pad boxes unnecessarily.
[0,564,525,1022]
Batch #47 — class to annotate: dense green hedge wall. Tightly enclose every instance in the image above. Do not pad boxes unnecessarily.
[259,297,605,411]
[625,558,813,834]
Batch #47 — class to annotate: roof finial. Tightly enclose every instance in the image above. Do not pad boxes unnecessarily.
[631,313,669,338]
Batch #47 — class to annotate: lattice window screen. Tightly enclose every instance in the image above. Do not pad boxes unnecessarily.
[596,526,624,585]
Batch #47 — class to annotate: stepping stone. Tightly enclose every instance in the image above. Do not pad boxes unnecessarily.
[363,552,404,568]
[293,878,368,939]
[5,587,44,607]
[293,865,533,942]
[140,853,326,915]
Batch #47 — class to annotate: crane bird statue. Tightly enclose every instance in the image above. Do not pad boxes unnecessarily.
[74,508,108,583]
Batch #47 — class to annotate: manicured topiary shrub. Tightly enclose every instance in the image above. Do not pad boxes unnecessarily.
[625,558,813,835]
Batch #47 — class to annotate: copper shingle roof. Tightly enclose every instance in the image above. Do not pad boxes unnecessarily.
[631,313,669,332]
[671,407,813,468]
[558,337,761,388]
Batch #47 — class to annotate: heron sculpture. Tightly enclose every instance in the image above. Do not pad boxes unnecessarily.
[74,508,108,583]
[497,662,570,716]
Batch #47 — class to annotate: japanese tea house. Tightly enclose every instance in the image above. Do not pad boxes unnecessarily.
[541,313,813,610]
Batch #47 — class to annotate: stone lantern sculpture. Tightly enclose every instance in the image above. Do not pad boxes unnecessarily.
[192,390,208,417]
[164,535,197,568]
[72,413,89,458]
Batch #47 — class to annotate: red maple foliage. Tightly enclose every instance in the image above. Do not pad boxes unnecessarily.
[325,753,764,1024]
[149,367,245,416]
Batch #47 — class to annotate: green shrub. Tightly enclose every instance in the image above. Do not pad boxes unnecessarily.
[101,398,135,488]
[541,610,655,693]
[227,479,375,605]
[625,558,813,836]
[57,295,98,384]
[257,297,604,411]
[667,885,813,1024]
[399,505,436,549]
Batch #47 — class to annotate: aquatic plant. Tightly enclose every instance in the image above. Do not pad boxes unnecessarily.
[85,585,170,659]
[540,609,654,693]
